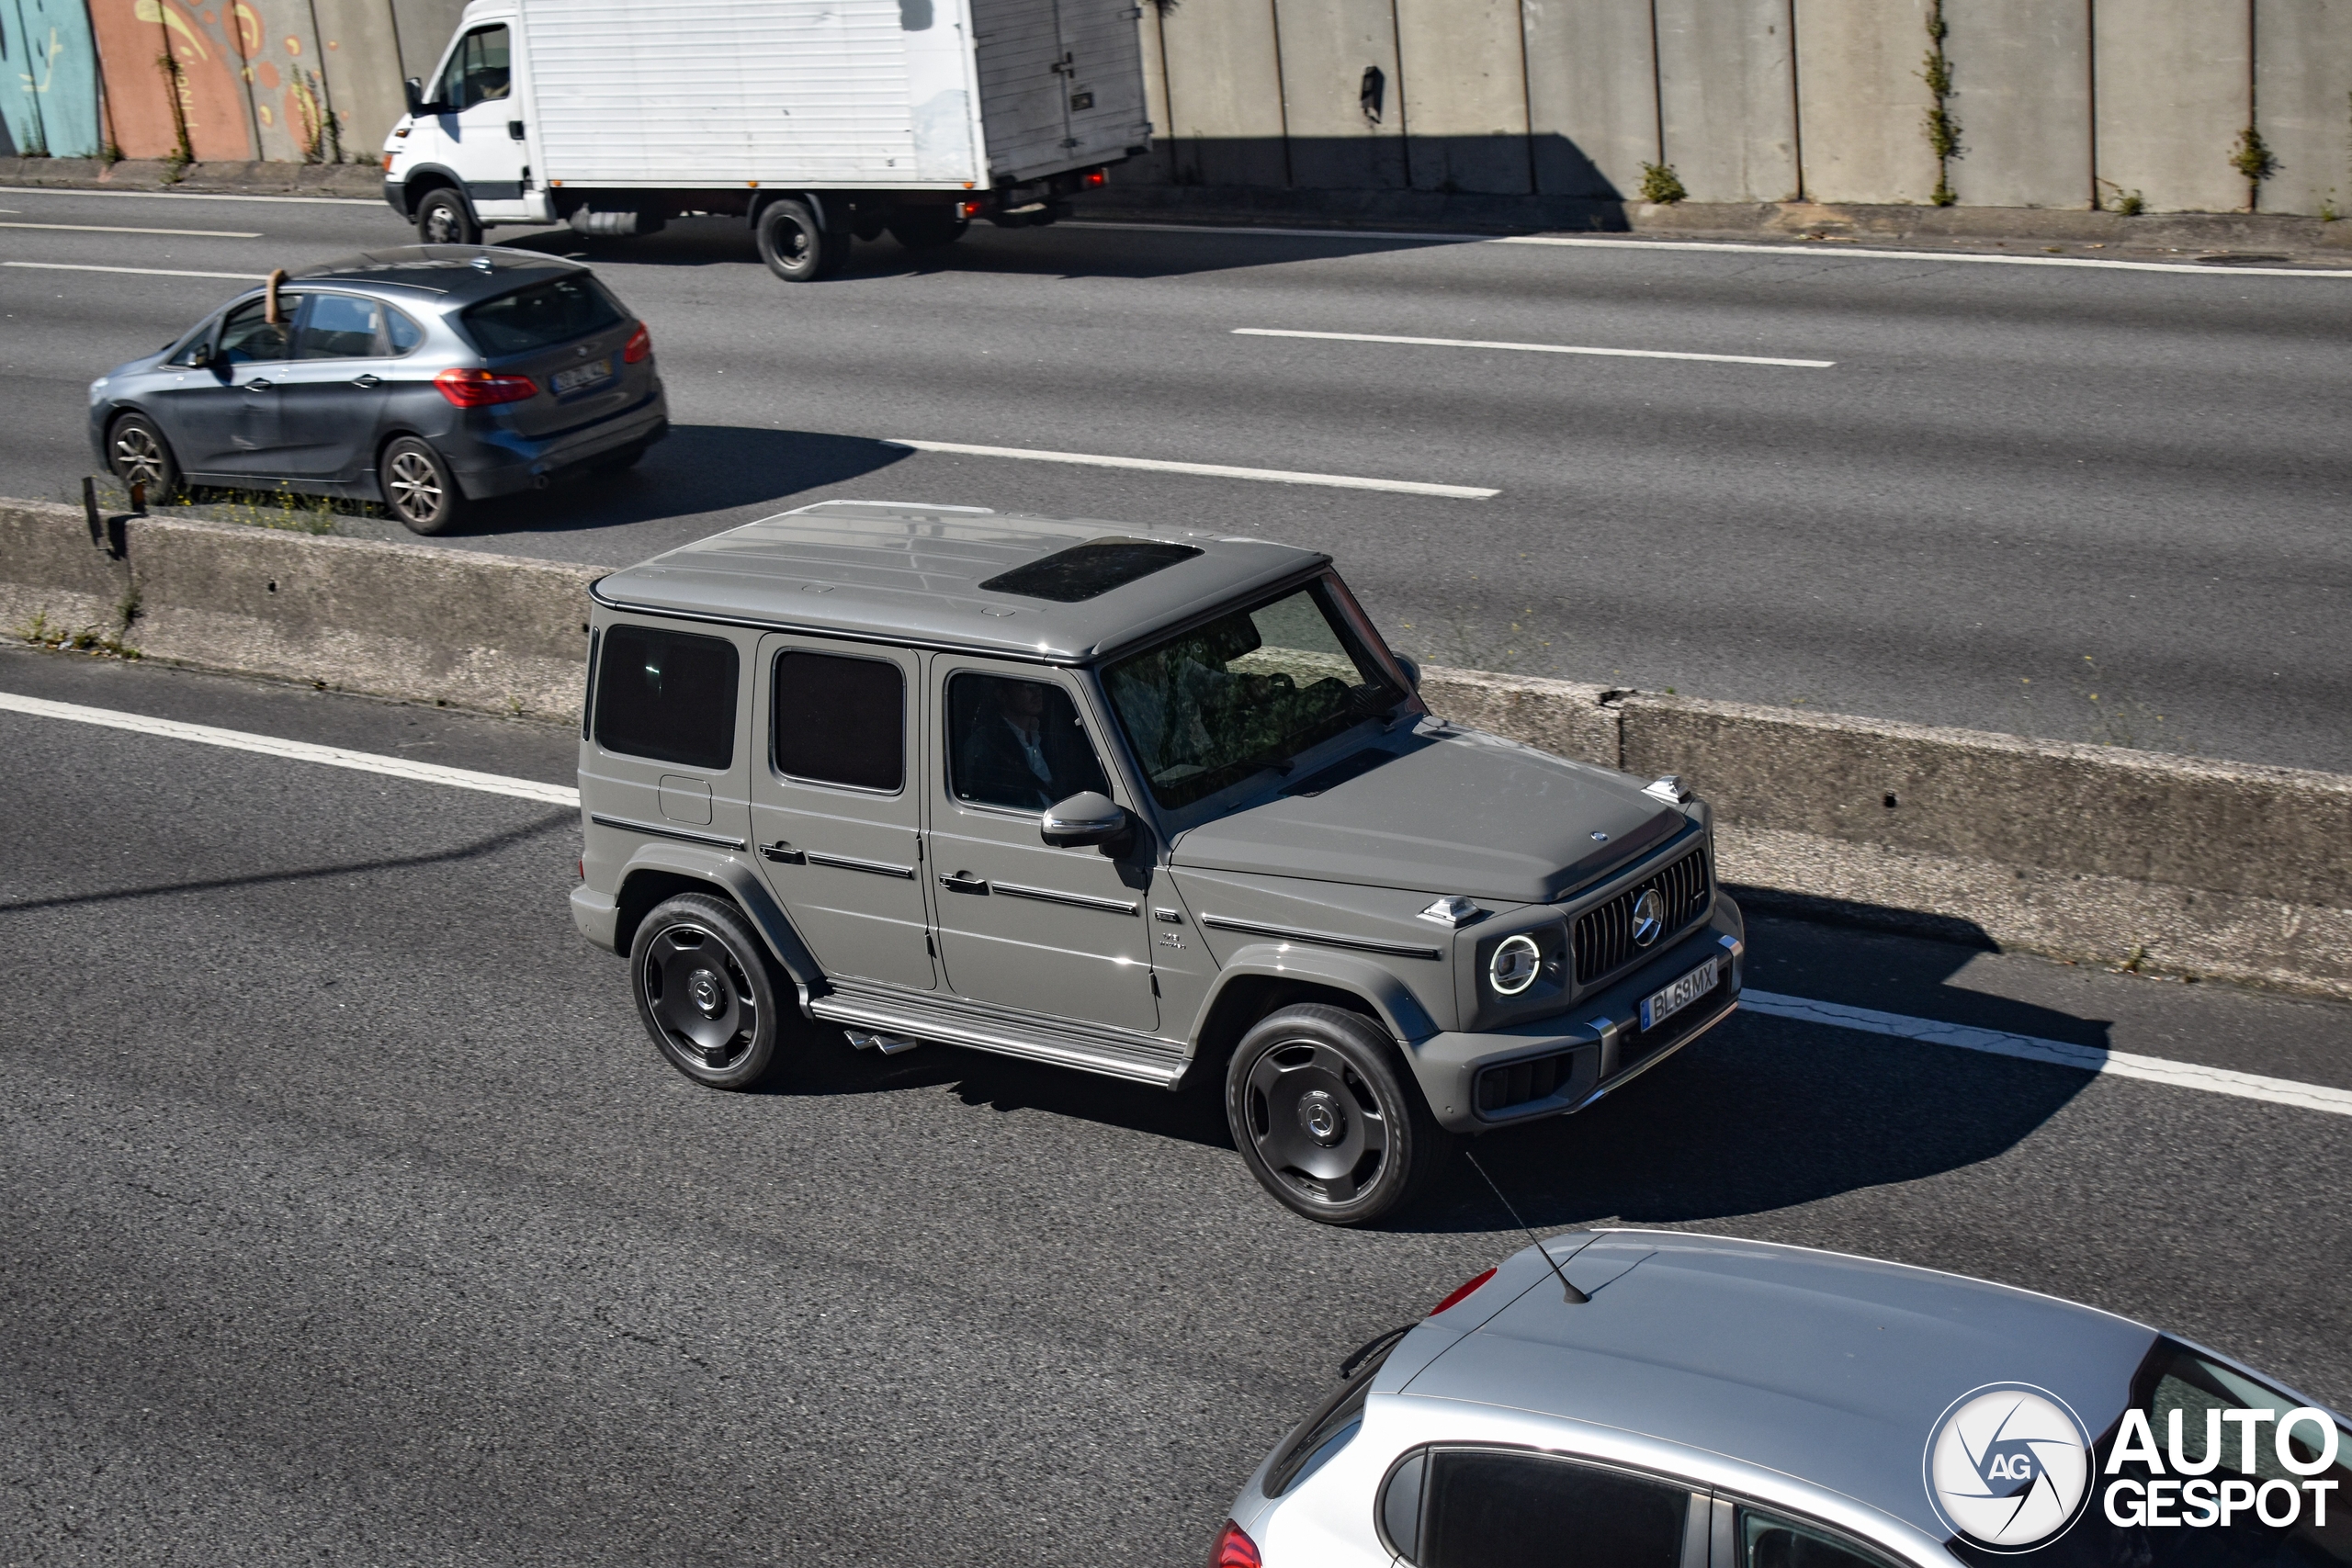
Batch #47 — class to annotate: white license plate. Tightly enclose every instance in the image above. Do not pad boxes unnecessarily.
[554,357,612,395]
[1641,956,1720,1032]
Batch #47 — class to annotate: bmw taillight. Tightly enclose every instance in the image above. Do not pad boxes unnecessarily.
[434,367,538,407]
[622,322,651,364]
[1430,1267,1497,1315]
[1207,1519,1261,1568]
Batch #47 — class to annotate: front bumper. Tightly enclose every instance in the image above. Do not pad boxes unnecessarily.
[1405,897,1744,1134]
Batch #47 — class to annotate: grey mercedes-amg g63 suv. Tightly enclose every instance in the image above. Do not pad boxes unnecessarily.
[571,501,1744,1224]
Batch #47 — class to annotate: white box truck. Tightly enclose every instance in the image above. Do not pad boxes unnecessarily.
[381,0,1150,280]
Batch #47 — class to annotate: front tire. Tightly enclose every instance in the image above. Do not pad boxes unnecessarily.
[415,186,481,246]
[630,894,786,1090]
[107,412,180,502]
[379,436,469,535]
[1227,1004,1453,1225]
[756,198,846,282]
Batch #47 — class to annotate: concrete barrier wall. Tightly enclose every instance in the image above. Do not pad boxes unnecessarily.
[1654,0,1800,203]
[2093,0,2253,214]
[29,0,2349,218]
[1521,0,1657,200]
[1793,0,1941,205]
[2256,0,2352,218]
[1941,0,2091,209]
[6,498,2346,997]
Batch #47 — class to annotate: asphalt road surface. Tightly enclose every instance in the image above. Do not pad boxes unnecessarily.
[3,644,2350,1565]
[2,186,2348,773]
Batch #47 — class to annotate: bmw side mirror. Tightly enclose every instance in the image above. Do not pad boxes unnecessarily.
[1042,791,1130,850]
[1396,654,1421,691]
[403,76,426,116]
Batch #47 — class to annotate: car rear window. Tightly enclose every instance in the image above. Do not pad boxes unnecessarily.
[462,275,624,355]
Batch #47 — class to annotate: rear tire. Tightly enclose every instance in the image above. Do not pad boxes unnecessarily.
[756,198,846,282]
[379,436,469,535]
[1227,1004,1453,1225]
[414,186,481,246]
[630,893,786,1090]
[107,412,180,502]
[888,208,969,251]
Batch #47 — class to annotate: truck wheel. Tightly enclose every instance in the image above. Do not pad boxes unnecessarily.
[107,412,181,502]
[631,893,786,1090]
[1227,1004,1453,1225]
[888,209,968,251]
[415,187,481,245]
[379,436,471,535]
[757,198,845,282]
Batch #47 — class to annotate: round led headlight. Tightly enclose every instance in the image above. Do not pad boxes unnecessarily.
[1488,933,1541,997]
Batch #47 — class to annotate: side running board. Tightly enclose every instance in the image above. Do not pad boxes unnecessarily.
[809,988,1187,1088]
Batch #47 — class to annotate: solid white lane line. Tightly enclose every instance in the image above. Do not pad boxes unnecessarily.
[1233,325,1832,368]
[881,437,1498,499]
[0,185,378,207]
[4,260,266,280]
[0,692,579,807]
[1067,220,2352,278]
[0,220,263,237]
[1742,989,2352,1119]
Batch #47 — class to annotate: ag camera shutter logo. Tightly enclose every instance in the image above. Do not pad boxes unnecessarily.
[1924,1383,2094,1551]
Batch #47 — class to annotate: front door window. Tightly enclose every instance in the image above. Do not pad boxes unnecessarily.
[930,667,1152,1032]
[430,24,529,216]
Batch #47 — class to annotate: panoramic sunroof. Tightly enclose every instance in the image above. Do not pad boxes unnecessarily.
[977,536,1203,603]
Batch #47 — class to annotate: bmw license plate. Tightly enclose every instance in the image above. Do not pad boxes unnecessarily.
[554,356,612,395]
[1640,956,1719,1032]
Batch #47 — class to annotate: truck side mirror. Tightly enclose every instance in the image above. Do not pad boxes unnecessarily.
[1042,791,1130,850]
[403,76,426,116]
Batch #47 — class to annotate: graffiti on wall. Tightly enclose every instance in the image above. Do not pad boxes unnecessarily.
[0,0,102,155]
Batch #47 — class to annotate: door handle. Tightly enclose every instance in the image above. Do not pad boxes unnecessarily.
[759,840,805,864]
[351,374,382,389]
[937,871,988,894]
[507,119,526,141]
[243,378,274,390]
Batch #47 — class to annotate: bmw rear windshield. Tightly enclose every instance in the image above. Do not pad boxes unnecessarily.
[461,275,626,355]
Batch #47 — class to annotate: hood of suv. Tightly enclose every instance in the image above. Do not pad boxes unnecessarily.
[1169,726,1688,903]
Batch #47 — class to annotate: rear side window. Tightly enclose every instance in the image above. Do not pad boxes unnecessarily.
[463,276,624,355]
[295,294,386,359]
[1384,1448,1690,1568]
[386,307,425,354]
[773,652,903,791]
[594,626,739,770]
[1736,1508,1894,1568]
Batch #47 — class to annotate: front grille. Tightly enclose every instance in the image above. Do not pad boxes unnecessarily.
[1476,1050,1575,1115]
[1573,844,1712,987]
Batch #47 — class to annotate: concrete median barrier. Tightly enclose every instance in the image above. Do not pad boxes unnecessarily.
[5,496,2346,997]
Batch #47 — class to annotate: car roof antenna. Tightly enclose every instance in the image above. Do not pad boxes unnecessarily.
[1462,1148,1589,1303]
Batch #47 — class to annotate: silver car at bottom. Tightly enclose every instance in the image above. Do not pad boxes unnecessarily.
[1216,1230,2350,1568]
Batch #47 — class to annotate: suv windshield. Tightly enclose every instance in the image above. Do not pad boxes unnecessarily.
[1102,578,1405,809]
[462,274,624,355]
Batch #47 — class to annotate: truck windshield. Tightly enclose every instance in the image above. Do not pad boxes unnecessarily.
[1101,578,1405,810]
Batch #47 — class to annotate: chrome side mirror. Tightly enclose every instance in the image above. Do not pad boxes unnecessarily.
[1042,790,1129,849]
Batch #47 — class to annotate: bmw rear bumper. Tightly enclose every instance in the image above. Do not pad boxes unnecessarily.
[445,383,669,500]
[1405,898,1744,1134]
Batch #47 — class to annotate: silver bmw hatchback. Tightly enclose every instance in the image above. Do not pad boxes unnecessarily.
[86,244,668,535]
[1217,1231,2349,1568]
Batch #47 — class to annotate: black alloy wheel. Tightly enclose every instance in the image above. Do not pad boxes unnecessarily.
[756,198,846,282]
[888,208,969,251]
[415,186,481,245]
[1226,1003,1453,1225]
[379,436,468,535]
[107,412,180,502]
[630,893,785,1089]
